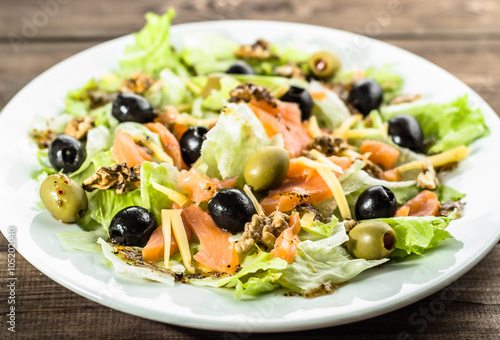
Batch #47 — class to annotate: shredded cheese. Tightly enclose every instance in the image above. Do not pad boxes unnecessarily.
[307,115,323,138]
[161,210,172,268]
[396,145,470,173]
[309,149,343,174]
[152,181,190,207]
[176,113,218,127]
[295,156,343,173]
[243,185,265,216]
[333,114,362,138]
[183,78,202,95]
[271,84,290,99]
[300,210,316,230]
[169,210,195,273]
[342,128,382,139]
[133,134,174,165]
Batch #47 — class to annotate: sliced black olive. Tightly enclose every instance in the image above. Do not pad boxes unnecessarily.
[208,188,256,234]
[112,92,157,123]
[355,185,397,220]
[180,126,208,166]
[348,79,384,116]
[48,135,87,173]
[280,86,313,121]
[388,114,426,153]
[109,206,156,247]
[226,61,255,75]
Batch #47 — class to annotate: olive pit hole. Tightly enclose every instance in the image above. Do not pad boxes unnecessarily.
[383,232,396,251]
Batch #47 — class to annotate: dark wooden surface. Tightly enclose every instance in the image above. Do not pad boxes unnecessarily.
[1,0,499,338]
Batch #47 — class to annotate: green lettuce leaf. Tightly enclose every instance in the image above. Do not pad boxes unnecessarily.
[145,69,191,109]
[71,125,113,177]
[433,185,465,204]
[57,229,109,253]
[120,9,188,77]
[201,75,241,111]
[200,102,270,181]
[300,216,339,239]
[310,80,351,129]
[376,213,455,258]
[381,95,490,153]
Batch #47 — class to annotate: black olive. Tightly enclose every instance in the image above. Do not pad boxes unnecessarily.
[208,188,256,234]
[112,92,157,123]
[388,114,426,153]
[180,126,208,166]
[280,86,313,121]
[348,79,384,116]
[355,185,397,220]
[109,206,156,247]
[48,135,87,173]
[226,61,255,75]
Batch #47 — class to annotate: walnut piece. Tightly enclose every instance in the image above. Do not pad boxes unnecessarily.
[234,39,275,60]
[309,136,348,156]
[65,116,95,140]
[82,163,141,194]
[236,212,290,254]
[274,62,305,79]
[119,71,155,94]
[343,219,358,233]
[30,129,56,149]
[417,160,439,190]
[228,82,278,108]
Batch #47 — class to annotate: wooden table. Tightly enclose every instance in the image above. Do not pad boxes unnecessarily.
[1,0,499,338]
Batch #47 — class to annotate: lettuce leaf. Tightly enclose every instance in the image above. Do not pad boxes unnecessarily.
[300,216,339,239]
[201,76,241,111]
[71,125,113,177]
[310,80,351,129]
[120,9,188,77]
[381,95,490,153]
[433,185,465,204]
[279,223,388,294]
[376,213,455,258]
[200,103,270,181]
[145,69,191,109]
[57,229,108,253]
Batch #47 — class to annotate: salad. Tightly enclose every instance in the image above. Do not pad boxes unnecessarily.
[29,9,490,298]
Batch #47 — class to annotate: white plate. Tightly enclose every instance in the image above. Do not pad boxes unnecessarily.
[1,21,499,333]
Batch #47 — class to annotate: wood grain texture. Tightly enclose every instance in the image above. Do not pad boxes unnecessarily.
[0,0,499,338]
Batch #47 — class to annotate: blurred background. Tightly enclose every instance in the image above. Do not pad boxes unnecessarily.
[1,0,499,339]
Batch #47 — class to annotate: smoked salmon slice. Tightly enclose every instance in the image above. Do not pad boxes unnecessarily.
[111,129,153,167]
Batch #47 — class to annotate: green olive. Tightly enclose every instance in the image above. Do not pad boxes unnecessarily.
[244,147,290,192]
[308,50,342,80]
[346,221,397,260]
[40,174,88,223]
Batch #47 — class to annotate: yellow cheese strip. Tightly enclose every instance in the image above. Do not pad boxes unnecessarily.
[133,134,174,165]
[243,185,265,216]
[176,113,219,127]
[333,114,362,138]
[295,156,344,173]
[170,210,195,274]
[161,210,172,268]
[309,149,344,174]
[152,181,190,207]
[300,210,316,230]
[271,84,290,99]
[396,145,470,173]
[307,115,323,138]
[317,168,352,220]
[342,128,382,139]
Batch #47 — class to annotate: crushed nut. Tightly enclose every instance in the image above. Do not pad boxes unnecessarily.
[389,93,422,105]
[87,90,117,109]
[439,201,465,219]
[30,129,56,149]
[236,211,290,254]
[363,158,385,180]
[234,39,276,60]
[309,135,348,156]
[228,82,278,108]
[82,163,141,194]
[65,116,95,140]
[417,160,439,190]
[119,71,155,94]
[274,62,305,79]
[343,219,358,233]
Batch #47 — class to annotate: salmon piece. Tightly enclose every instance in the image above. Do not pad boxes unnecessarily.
[142,223,194,262]
[178,168,237,206]
[111,129,153,167]
[401,190,440,217]
[271,212,301,264]
[145,122,188,170]
[383,169,403,182]
[360,140,400,171]
[154,105,180,125]
[395,205,410,217]
[181,205,239,274]
[248,101,311,157]
[310,91,327,101]
[260,156,353,215]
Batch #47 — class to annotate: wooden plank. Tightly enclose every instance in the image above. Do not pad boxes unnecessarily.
[0,233,498,338]
[1,0,500,41]
[1,39,499,114]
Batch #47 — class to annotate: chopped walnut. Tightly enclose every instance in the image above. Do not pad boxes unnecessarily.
[309,136,348,156]
[417,160,439,190]
[82,163,141,194]
[234,39,276,60]
[65,116,95,140]
[30,129,56,149]
[119,71,155,94]
[389,94,422,105]
[236,211,290,254]
[228,82,278,108]
[87,90,117,109]
[274,62,305,79]
[343,219,358,233]
[439,201,465,218]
